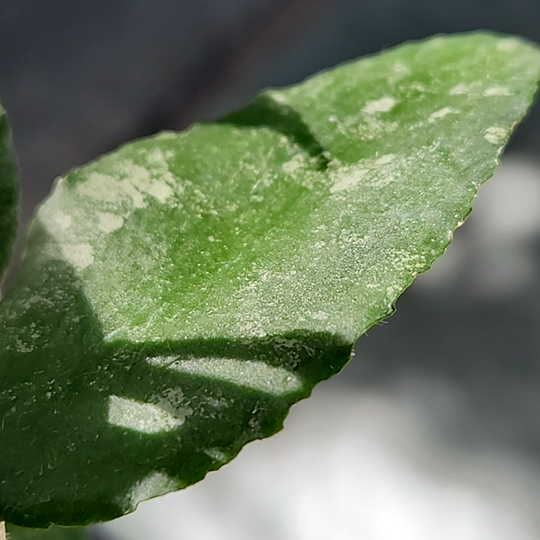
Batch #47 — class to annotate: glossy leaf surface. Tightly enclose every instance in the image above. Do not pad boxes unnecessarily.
[1,33,539,527]
[0,104,18,280]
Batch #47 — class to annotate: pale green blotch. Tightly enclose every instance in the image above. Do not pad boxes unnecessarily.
[147,356,304,396]
[107,396,187,434]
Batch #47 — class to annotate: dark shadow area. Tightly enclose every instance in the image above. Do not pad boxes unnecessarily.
[0,109,17,280]
[0,248,352,527]
[221,93,331,170]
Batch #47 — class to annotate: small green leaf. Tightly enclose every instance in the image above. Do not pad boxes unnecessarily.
[0,32,539,527]
[0,104,18,280]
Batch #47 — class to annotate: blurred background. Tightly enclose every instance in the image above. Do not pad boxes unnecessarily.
[1,1,540,538]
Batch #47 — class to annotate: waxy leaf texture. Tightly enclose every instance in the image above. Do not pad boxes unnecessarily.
[1,33,540,527]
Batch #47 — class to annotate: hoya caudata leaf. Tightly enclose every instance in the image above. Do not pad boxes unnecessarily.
[1,32,539,527]
[0,104,17,280]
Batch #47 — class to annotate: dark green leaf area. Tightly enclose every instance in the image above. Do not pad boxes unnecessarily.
[0,106,18,279]
[0,227,351,527]
[6,523,91,540]
[0,33,540,527]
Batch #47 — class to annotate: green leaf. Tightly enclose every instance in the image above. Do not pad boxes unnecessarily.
[6,524,91,540]
[0,104,18,280]
[0,32,539,527]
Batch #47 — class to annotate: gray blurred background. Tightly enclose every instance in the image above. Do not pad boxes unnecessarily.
[2,1,540,538]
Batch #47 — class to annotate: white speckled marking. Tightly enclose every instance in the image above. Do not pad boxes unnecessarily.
[61,243,94,271]
[54,211,73,230]
[428,107,456,123]
[122,162,174,203]
[375,154,395,165]
[147,356,303,396]
[497,38,519,52]
[155,131,177,140]
[15,338,34,353]
[391,61,411,78]
[449,83,471,95]
[484,126,507,145]
[330,168,369,193]
[77,173,133,204]
[363,96,397,114]
[108,395,185,434]
[126,471,181,508]
[204,448,228,463]
[484,87,512,97]
[97,212,124,233]
[282,154,305,174]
